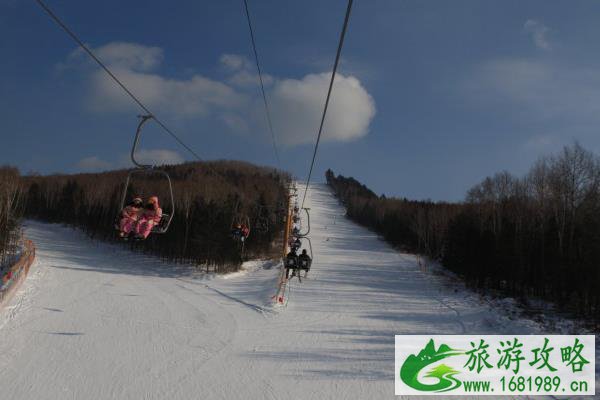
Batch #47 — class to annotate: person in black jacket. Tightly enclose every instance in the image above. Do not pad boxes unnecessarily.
[298,249,312,273]
[285,249,298,279]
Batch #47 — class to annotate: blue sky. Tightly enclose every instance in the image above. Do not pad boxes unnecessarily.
[3,0,600,201]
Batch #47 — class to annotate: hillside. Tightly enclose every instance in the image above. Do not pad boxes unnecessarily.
[21,161,290,269]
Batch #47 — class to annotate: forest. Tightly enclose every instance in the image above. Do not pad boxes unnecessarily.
[326,142,600,320]
[0,166,24,272]
[3,161,289,272]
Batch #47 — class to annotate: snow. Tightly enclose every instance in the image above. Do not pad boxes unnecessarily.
[0,183,597,399]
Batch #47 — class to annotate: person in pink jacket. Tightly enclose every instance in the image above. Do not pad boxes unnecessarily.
[119,197,143,238]
[135,196,162,239]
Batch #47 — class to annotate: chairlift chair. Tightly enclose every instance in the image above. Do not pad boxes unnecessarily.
[117,115,175,235]
[231,214,251,240]
[298,236,313,277]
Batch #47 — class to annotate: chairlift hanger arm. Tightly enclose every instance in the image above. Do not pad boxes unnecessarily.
[131,115,154,169]
[298,207,310,237]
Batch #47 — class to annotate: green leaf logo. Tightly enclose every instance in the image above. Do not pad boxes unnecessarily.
[400,339,464,392]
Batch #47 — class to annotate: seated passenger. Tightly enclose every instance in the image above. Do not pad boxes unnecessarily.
[285,249,298,279]
[298,249,312,270]
[119,197,143,238]
[240,224,250,242]
[135,196,162,239]
[290,238,302,252]
[231,224,242,239]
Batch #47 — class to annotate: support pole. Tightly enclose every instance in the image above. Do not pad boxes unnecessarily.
[282,193,292,258]
[273,185,294,304]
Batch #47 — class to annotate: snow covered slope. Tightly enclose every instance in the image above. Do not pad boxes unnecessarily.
[0,184,596,399]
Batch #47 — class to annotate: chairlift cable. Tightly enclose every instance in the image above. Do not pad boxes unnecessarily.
[242,0,282,169]
[301,0,353,209]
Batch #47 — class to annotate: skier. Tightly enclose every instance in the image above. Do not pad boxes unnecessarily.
[135,196,162,239]
[119,197,143,238]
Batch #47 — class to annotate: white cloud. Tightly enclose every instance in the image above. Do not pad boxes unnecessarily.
[76,156,112,172]
[524,19,551,50]
[218,56,375,144]
[269,73,376,146]
[63,43,376,148]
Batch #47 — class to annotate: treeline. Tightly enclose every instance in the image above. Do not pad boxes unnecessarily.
[325,170,462,258]
[0,167,24,268]
[326,142,600,320]
[23,161,290,272]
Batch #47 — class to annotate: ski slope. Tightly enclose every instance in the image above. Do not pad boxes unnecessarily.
[0,184,597,400]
